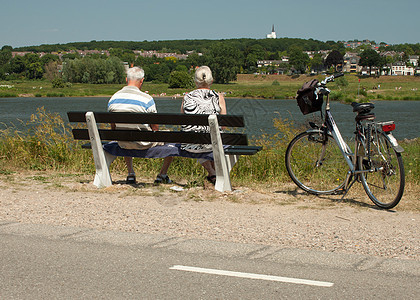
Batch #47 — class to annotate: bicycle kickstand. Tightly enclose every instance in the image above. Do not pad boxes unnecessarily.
[338,171,357,199]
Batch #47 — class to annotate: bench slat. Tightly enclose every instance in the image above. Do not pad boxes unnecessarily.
[224,146,262,155]
[82,142,261,155]
[67,112,245,127]
[72,129,248,145]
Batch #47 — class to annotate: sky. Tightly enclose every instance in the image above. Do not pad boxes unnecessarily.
[1,0,419,48]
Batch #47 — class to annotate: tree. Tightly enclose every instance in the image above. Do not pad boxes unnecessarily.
[40,54,59,66]
[62,56,125,84]
[288,45,309,74]
[1,45,13,51]
[244,53,258,73]
[359,49,381,75]
[24,53,40,64]
[402,45,414,61]
[168,70,194,88]
[44,61,61,80]
[9,56,26,74]
[309,53,324,73]
[27,62,43,79]
[185,53,206,69]
[144,63,170,83]
[0,48,12,66]
[324,50,344,71]
[207,43,242,83]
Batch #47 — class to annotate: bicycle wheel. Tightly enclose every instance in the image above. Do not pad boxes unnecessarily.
[285,130,349,195]
[359,131,405,209]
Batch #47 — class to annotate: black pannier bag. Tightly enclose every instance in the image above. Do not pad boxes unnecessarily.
[296,79,323,115]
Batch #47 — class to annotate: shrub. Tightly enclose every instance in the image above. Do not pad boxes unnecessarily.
[335,76,349,87]
[330,91,344,101]
[0,108,92,171]
[0,92,17,97]
[52,77,65,88]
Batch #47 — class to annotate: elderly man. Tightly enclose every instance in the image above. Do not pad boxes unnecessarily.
[108,66,173,184]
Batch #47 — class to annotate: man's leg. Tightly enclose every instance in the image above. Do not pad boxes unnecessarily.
[124,156,135,174]
[154,157,174,184]
[158,157,173,176]
[199,159,216,184]
[124,157,136,183]
[201,160,216,176]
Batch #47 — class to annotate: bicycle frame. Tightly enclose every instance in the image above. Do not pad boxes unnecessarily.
[319,95,373,193]
[316,93,404,195]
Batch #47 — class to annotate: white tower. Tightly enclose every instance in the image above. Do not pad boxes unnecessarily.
[266,25,276,39]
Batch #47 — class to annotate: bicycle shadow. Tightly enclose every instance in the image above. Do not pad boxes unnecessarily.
[274,187,397,212]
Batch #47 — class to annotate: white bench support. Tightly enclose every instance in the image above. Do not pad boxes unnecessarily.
[208,115,238,192]
[84,112,237,192]
[85,112,114,188]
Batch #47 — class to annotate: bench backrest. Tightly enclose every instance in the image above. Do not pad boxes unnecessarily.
[67,112,249,145]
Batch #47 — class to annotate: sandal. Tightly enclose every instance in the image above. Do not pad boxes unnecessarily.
[206,175,216,185]
[126,174,136,184]
[154,174,172,185]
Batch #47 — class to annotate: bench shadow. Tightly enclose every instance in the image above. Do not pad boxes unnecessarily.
[113,179,187,189]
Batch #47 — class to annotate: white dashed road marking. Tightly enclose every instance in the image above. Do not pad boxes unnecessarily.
[170,265,334,287]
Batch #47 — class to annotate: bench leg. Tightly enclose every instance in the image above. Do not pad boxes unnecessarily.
[225,154,238,172]
[86,112,113,188]
[208,115,232,192]
[92,151,116,188]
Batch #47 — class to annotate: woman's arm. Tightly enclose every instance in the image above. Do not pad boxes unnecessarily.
[218,94,227,115]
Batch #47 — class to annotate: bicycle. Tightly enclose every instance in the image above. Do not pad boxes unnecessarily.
[285,73,405,209]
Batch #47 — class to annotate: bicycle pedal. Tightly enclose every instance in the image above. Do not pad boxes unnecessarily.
[333,189,346,195]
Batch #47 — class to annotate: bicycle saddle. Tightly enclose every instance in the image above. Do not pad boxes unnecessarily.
[351,102,375,113]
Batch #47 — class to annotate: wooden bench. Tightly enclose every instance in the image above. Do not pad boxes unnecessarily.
[67,111,262,192]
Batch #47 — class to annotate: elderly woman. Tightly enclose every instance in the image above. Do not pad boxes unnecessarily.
[180,66,226,184]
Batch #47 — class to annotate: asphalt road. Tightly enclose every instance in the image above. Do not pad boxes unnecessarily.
[1,221,419,299]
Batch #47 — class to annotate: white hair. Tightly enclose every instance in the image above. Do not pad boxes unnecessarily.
[126,67,145,81]
[194,66,213,87]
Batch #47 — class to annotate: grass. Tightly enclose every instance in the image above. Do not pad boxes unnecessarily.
[1,74,420,100]
[225,74,420,101]
[0,107,418,210]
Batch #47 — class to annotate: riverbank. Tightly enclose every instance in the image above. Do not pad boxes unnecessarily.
[1,74,420,101]
[0,169,419,260]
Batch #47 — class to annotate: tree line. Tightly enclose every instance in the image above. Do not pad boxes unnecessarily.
[1,39,419,87]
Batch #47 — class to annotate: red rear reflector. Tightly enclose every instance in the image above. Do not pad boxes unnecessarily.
[382,123,395,132]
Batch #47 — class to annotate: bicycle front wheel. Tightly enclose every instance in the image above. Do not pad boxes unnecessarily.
[285,130,349,195]
[359,132,405,209]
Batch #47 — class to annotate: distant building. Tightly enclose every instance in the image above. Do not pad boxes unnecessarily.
[133,50,189,60]
[409,55,419,67]
[390,62,414,76]
[343,52,362,73]
[266,25,276,39]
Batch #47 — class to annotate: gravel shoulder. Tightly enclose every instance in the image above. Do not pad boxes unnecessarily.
[1,171,418,260]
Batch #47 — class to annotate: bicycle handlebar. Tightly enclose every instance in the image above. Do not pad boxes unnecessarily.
[320,73,344,86]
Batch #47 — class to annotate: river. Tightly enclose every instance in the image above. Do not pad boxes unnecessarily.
[0,97,418,139]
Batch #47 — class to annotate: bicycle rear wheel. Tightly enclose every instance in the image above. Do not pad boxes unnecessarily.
[285,130,349,195]
[359,132,405,209]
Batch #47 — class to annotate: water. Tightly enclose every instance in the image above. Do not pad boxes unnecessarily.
[0,97,418,139]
